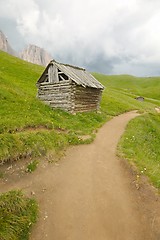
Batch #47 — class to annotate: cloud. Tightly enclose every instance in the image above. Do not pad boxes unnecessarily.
[0,0,160,76]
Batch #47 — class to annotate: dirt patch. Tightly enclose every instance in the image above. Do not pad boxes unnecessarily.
[23,126,51,132]
[77,135,92,141]
[0,111,160,240]
[155,107,160,113]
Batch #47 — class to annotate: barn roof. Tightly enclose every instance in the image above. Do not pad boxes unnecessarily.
[37,60,104,89]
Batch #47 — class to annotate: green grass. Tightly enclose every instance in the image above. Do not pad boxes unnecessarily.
[1,50,158,165]
[0,50,159,166]
[0,190,38,240]
[26,160,39,173]
[101,87,157,116]
[93,73,160,189]
[1,50,160,239]
[0,51,106,163]
[118,113,160,189]
[93,73,160,101]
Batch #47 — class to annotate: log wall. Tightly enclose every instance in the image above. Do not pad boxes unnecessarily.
[38,80,73,112]
[71,84,102,113]
[37,81,102,113]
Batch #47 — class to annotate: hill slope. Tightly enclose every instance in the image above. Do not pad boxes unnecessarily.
[94,73,160,101]
[93,73,160,188]
[0,50,160,188]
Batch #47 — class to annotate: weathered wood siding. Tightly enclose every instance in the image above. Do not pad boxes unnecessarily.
[71,83,102,113]
[38,80,73,112]
[37,80,102,113]
[48,64,58,83]
[37,61,104,113]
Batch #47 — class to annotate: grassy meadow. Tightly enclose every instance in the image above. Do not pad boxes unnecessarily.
[118,113,160,188]
[94,73,160,189]
[1,50,158,165]
[0,50,160,239]
[94,73,160,100]
[0,51,160,179]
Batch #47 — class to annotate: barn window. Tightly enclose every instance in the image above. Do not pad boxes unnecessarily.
[44,74,49,82]
[57,69,69,81]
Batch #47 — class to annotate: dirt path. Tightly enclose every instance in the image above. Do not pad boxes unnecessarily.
[1,111,160,240]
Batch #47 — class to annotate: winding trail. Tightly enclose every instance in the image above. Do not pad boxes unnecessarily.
[1,111,160,239]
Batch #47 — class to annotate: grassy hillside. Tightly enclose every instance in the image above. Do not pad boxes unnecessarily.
[118,113,160,188]
[0,51,106,163]
[93,73,160,189]
[1,50,158,165]
[1,50,160,239]
[94,73,160,101]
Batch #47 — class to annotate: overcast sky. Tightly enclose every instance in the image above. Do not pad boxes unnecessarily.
[0,0,160,76]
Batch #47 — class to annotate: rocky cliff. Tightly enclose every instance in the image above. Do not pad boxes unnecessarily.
[0,30,17,56]
[0,30,52,66]
[20,44,52,66]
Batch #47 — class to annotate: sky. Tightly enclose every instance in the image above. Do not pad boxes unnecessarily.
[0,0,160,76]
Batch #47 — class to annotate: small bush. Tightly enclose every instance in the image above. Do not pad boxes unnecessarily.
[26,160,39,173]
[0,190,38,240]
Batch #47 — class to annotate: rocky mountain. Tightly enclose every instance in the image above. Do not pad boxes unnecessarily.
[0,30,52,66]
[0,30,17,56]
[20,44,52,66]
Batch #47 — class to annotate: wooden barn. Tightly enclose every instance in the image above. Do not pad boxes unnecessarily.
[135,96,144,102]
[37,60,104,113]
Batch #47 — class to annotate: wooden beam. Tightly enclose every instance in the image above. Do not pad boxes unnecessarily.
[48,64,58,83]
[59,75,66,81]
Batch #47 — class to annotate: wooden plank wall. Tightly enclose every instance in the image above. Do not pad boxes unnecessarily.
[48,64,58,83]
[72,84,102,112]
[38,80,73,112]
[38,81,102,113]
